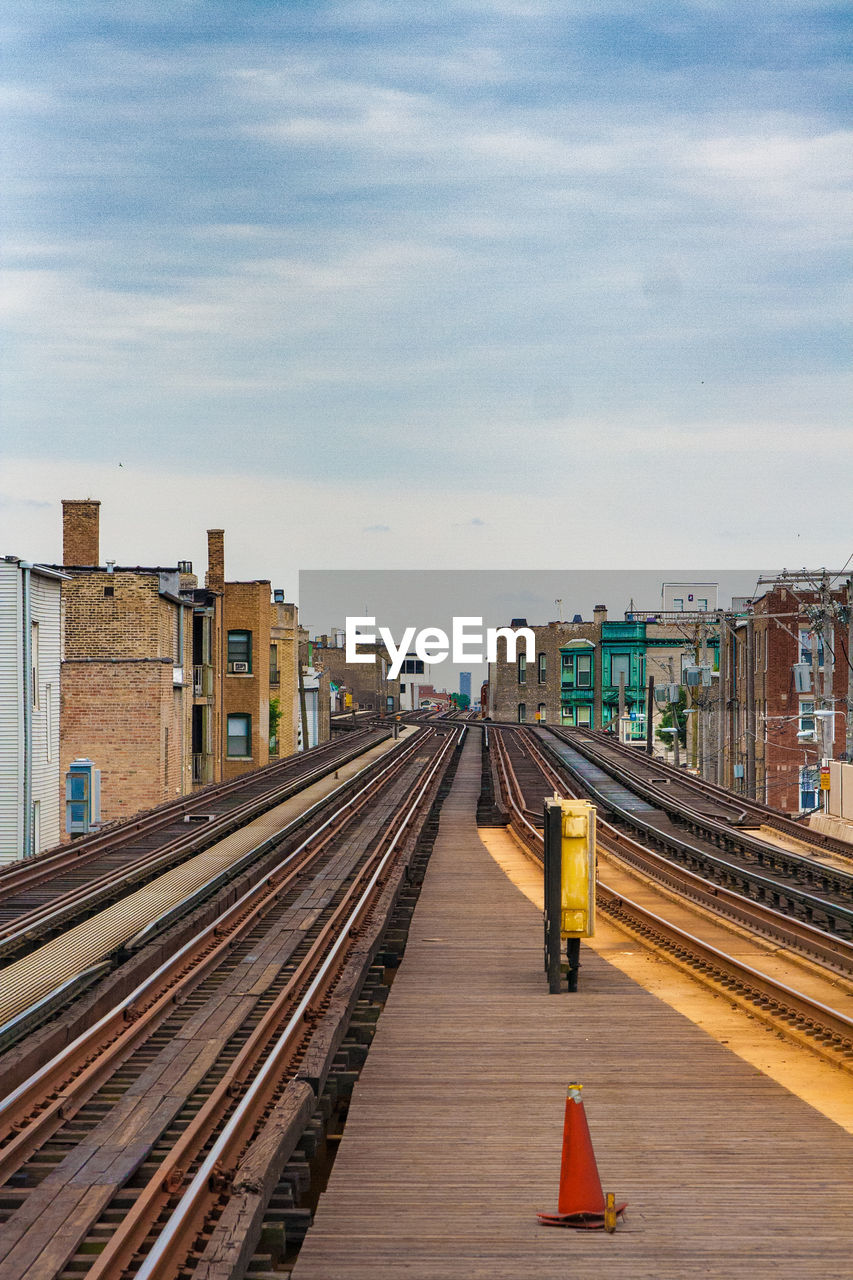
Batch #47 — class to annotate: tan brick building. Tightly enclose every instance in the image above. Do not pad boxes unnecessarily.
[58,500,194,828]
[488,617,602,726]
[200,529,301,780]
[310,635,399,715]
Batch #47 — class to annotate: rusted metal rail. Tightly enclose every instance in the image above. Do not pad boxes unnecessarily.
[0,727,460,1280]
[488,726,853,1066]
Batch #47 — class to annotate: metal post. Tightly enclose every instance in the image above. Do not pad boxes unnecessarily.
[565,937,580,993]
[667,656,680,770]
[716,612,727,787]
[822,575,834,758]
[544,802,563,994]
[646,675,654,755]
[847,576,853,762]
[745,613,756,799]
[21,563,33,858]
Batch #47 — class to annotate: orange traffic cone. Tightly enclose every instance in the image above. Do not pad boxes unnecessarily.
[537,1083,627,1230]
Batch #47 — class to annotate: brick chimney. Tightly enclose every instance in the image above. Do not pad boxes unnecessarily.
[62,499,101,566]
[593,603,608,625]
[206,529,225,591]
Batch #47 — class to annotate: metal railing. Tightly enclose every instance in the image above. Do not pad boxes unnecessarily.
[193,664,213,697]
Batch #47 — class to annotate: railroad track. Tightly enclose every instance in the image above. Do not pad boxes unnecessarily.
[562,725,853,861]
[533,727,853,939]
[0,729,428,1055]
[488,726,853,1068]
[0,730,391,964]
[0,725,462,1280]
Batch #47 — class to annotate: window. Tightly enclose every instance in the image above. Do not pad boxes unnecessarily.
[228,630,252,672]
[31,620,39,708]
[269,644,279,685]
[673,598,683,611]
[799,699,815,735]
[576,654,592,689]
[518,654,526,685]
[227,713,251,757]
[799,765,818,812]
[576,705,592,727]
[697,598,708,611]
[402,658,424,675]
[610,653,630,686]
[517,703,527,723]
[538,703,547,723]
[799,627,824,667]
[538,653,546,684]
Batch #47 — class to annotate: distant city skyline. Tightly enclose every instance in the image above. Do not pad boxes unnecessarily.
[2,3,851,575]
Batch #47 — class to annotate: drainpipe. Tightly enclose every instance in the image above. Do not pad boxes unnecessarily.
[20,562,33,858]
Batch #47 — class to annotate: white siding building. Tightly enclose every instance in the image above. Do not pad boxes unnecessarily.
[0,558,67,862]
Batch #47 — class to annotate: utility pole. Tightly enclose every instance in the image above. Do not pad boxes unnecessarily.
[646,675,654,756]
[745,612,756,799]
[716,611,727,787]
[699,616,710,781]
[667,656,680,769]
[847,576,853,762]
[821,571,835,759]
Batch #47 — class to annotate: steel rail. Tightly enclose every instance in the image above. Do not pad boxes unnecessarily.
[597,885,853,1060]
[511,728,853,977]
[85,728,460,1280]
[0,730,432,1037]
[536,733,853,936]
[0,730,382,896]
[546,727,853,886]
[0,733,396,957]
[489,728,853,1065]
[0,730,438,1177]
[580,726,853,858]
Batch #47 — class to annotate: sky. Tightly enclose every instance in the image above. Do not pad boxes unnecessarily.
[1,1,851,587]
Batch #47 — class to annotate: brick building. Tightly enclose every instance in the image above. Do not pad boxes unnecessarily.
[310,635,399,715]
[57,500,194,828]
[727,583,849,812]
[271,599,300,759]
[488,616,602,727]
[487,604,713,754]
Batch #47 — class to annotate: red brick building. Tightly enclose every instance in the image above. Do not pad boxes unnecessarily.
[729,583,849,812]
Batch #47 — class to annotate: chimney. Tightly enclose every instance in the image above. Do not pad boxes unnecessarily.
[62,499,101,566]
[593,603,608,625]
[206,529,225,591]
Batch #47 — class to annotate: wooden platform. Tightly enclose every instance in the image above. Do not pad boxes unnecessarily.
[292,733,853,1279]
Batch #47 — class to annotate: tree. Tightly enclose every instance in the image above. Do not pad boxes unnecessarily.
[269,696,282,754]
[656,687,687,750]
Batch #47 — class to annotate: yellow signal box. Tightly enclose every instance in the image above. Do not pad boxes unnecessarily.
[544,797,596,992]
[558,800,596,938]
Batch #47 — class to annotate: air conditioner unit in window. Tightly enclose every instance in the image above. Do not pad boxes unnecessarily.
[231,661,249,673]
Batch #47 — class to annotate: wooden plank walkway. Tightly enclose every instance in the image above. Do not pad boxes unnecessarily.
[292,733,853,1279]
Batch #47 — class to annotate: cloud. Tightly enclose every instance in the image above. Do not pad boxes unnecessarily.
[0,2,849,540]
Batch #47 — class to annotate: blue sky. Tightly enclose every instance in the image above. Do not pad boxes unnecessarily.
[1,1,850,582]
